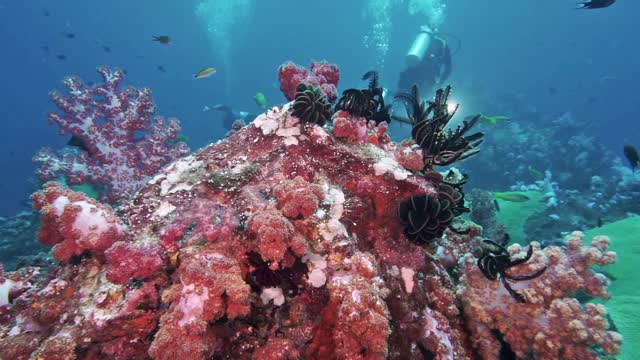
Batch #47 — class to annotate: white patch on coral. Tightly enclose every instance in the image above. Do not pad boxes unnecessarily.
[389,265,400,276]
[308,269,327,288]
[276,115,301,146]
[261,287,285,306]
[318,218,348,242]
[177,283,209,327]
[229,162,251,174]
[253,110,280,135]
[401,267,415,294]
[331,274,353,286]
[303,253,328,288]
[0,279,15,307]
[422,307,454,358]
[158,156,202,196]
[352,290,361,303]
[315,208,327,219]
[309,125,330,144]
[328,188,345,219]
[373,155,411,180]
[283,136,299,146]
[168,183,193,194]
[153,201,176,218]
[8,316,24,336]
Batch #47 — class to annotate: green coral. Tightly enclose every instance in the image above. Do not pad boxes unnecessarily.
[585,216,640,360]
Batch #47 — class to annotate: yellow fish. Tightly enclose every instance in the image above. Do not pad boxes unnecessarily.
[194,67,216,79]
[493,192,530,202]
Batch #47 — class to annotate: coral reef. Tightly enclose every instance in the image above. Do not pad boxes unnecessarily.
[33,66,190,204]
[0,70,623,359]
[461,109,612,191]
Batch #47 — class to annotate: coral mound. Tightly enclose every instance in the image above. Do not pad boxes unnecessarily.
[278,60,339,102]
[0,101,621,359]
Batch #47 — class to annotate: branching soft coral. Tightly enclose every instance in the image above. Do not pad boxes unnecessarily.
[457,231,621,359]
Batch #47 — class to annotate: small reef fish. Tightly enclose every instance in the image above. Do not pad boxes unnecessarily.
[576,0,615,9]
[493,192,530,202]
[168,134,188,145]
[194,67,216,79]
[623,145,639,170]
[528,165,544,181]
[493,199,500,212]
[61,32,75,39]
[479,114,510,125]
[152,35,172,45]
[254,92,267,108]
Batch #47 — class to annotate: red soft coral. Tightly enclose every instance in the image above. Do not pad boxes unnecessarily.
[274,176,324,219]
[248,209,297,263]
[278,61,340,102]
[32,182,128,262]
[104,241,167,284]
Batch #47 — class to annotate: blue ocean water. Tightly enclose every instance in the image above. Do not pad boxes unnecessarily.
[0,0,638,216]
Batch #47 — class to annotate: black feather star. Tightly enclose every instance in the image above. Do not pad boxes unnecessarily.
[334,70,391,125]
[290,83,332,126]
[397,192,455,245]
[395,85,484,170]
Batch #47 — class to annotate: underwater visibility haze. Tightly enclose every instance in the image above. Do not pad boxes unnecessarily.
[0,0,639,359]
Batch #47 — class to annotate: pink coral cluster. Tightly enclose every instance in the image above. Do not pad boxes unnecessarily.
[274,176,324,219]
[457,231,621,359]
[278,61,340,102]
[34,66,190,204]
[332,110,392,146]
[31,182,128,262]
[104,241,167,285]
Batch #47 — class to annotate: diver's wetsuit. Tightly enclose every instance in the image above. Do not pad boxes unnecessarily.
[398,35,452,94]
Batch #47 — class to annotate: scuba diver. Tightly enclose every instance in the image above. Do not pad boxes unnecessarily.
[203,104,257,131]
[398,25,452,95]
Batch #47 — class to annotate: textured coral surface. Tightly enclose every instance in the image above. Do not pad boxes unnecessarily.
[0,104,621,359]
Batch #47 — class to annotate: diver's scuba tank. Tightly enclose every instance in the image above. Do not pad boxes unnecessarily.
[405,25,434,67]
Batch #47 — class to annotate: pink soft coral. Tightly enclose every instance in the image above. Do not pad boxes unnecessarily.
[31,182,128,262]
[278,61,339,102]
[35,66,189,204]
[457,231,621,359]
[274,176,324,219]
